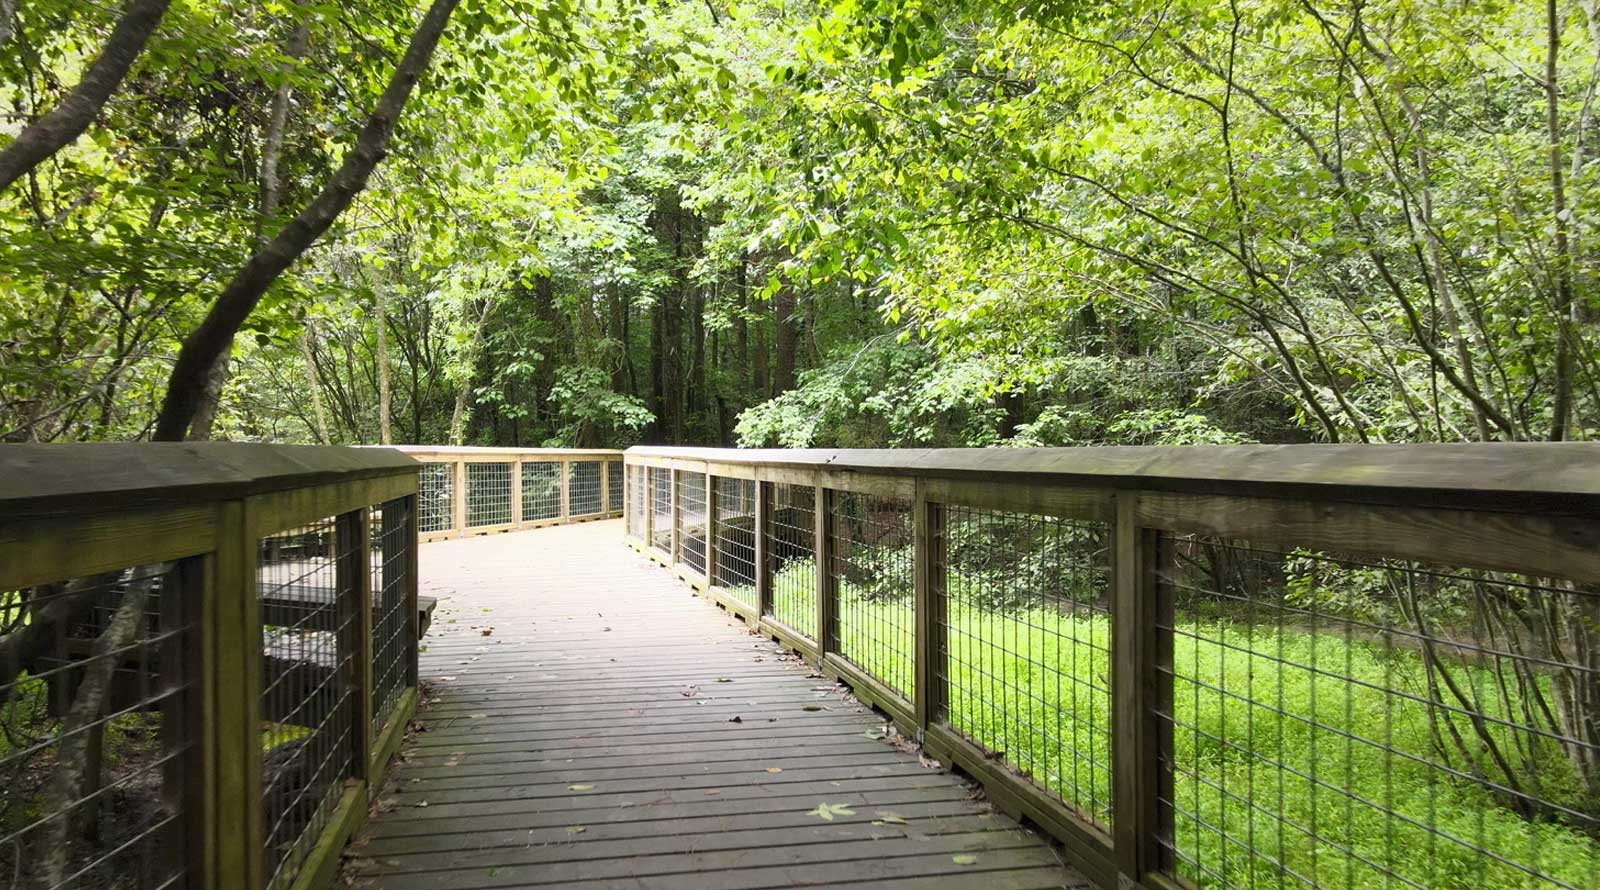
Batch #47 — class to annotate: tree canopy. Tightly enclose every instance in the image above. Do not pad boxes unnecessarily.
[2,0,1596,447]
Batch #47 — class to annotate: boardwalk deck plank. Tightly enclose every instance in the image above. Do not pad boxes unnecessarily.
[346,520,1088,889]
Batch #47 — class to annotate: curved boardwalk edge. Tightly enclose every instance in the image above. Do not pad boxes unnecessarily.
[342,520,1087,889]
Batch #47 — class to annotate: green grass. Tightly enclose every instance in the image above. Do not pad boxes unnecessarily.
[733,559,1598,890]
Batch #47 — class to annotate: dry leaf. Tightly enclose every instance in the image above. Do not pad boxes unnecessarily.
[568,783,595,791]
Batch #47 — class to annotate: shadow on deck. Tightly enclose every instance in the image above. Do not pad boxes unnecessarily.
[343,520,1084,889]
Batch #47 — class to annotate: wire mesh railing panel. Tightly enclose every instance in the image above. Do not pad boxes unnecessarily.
[628,465,648,538]
[0,562,196,890]
[713,477,758,608]
[465,462,513,528]
[569,461,603,517]
[938,505,1114,829]
[521,461,561,521]
[258,516,356,890]
[370,499,411,737]
[418,462,453,533]
[607,461,624,513]
[1155,535,1600,890]
[649,468,672,554]
[677,472,709,577]
[767,483,817,641]
[831,491,915,701]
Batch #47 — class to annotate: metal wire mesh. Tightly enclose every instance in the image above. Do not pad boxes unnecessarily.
[607,461,624,513]
[417,462,453,533]
[677,472,709,577]
[937,505,1114,828]
[713,477,758,608]
[370,499,411,737]
[1155,535,1600,890]
[766,483,817,640]
[649,468,672,554]
[521,461,561,521]
[628,465,648,538]
[0,563,194,890]
[569,461,603,516]
[258,516,356,890]
[830,491,916,701]
[465,462,513,528]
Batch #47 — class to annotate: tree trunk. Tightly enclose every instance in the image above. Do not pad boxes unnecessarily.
[376,285,392,444]
[773,276,797,395]
[1548,0,1577,441]
[0,0,171,193]
[300,319,331,444]
[153,0,461,441]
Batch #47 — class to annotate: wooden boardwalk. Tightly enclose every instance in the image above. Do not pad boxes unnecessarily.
[344,520,1085,889]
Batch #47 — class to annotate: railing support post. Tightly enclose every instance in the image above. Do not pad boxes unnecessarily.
[705,474,720,587]
[404,493,421,688]
[913,483,945,736]
[1111,492,1173,888]
[756,480,773,616]
[670,469,681,565]
[512,460,524,526]
[815,484,835,658]
[560,458,571,521]
[339,508,374,783]
[451,459,466,537]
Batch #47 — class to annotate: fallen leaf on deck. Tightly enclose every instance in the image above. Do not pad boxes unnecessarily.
[568,784,595,791]
[874,811,908,824]
[566,825,587,835]
[807,802,856,821]
[952,854,978,866]
[766,767,783,773]
[802,705,823,712]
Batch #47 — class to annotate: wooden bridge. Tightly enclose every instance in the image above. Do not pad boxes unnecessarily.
[0,442,1595,890]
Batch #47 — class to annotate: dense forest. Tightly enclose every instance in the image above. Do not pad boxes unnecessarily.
[2,0,1597,449]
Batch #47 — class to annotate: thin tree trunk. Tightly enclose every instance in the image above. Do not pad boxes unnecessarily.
[300,319,330,443]
[153,0,461,441]
[773,274,796,395]
[1548,0,1577,441]
[0,0,171,192]
[376,286,392,444]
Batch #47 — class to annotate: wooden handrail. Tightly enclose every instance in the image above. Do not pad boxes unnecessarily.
[621,445,1600,890]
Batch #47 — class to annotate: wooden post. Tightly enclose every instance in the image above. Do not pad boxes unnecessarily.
[1111,492,1172,887]
[404,493,421,688]
[756,480,773,616]
[560,459,571,523]
[451,459,466,537]
[512,460,524,526]
[644,467,655,546]
[913,482,945,733]
[233,500,266,890]
[600,460,611,518]
[705,474,720,587]
[339,508,374,781]
[175,554,215,888]
[670,469,681,565]
[815,484,835,656]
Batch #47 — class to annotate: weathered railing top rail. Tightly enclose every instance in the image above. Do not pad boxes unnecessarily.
[626,443,1600,515]
[623,444,1600,890]
[0,444,423,890]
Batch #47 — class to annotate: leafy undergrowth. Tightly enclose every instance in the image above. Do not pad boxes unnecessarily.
[736,560,1598,889]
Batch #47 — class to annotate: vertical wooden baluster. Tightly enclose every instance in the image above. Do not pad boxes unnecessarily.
[451,459,466,538]
[706,474,720,587]
[670,469,681,566]
[815,484,835,660]
[914,483,946,736]
[176,552,215,888]
[338,508,374,782]
[1112,492,1172,887]
[512,460,524,527]
[560,459,571,524]
[756,480,773,619]
[404,493,420,689]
